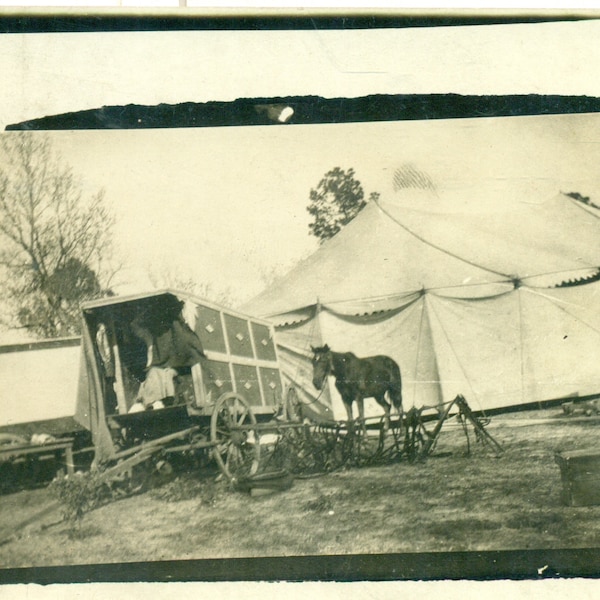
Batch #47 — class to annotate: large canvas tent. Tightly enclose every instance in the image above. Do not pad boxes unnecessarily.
[241,189,600,420]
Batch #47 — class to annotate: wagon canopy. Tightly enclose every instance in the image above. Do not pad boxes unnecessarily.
[240,190,600,419]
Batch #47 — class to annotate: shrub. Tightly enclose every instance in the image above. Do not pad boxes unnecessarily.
[49,470,110,524]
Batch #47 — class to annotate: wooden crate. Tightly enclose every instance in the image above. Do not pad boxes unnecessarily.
[555,449,600,506]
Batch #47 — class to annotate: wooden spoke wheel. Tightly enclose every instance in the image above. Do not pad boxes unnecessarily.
[210,393,261,482]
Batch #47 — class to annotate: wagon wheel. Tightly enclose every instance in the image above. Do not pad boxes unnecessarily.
[210,392,261,482]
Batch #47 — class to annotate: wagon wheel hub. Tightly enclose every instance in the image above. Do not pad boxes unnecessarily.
[230,430,246,446]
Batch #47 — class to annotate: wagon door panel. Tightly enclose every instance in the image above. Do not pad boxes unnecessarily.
[232,364,262,407]
[224,315,254,358]
[204,359,234,398]
[259,366,283,407]
[251,322,277,361]
[195,305,227,354]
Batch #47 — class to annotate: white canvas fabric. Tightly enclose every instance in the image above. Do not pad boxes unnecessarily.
[241,189,600,419]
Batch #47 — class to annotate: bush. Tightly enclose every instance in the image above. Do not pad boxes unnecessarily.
[49,470,110,524]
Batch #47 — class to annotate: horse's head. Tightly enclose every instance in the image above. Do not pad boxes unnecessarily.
[311,344,332,391]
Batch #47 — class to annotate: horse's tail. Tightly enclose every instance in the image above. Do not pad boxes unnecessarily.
[388,363,403,413]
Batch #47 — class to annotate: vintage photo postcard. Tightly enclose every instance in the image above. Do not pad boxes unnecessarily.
[0,9,600,585]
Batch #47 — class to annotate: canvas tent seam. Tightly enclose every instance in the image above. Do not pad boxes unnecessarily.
[271,272,600,319]
[517,288,527,407]
[522,287,600,339]
[519,266,600,287]
[374,197,514,281]
[426,294,485,413]
[412,294,438,410]
[319,289,422,305]
[321,299,420,323]
[427,286,516,302]
[275,340,314,360]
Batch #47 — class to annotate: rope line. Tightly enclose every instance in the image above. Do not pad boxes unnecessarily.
[374,197,513,280]
[523,287,600,338]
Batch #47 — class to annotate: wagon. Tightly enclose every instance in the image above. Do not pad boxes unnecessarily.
[75,289,300,489]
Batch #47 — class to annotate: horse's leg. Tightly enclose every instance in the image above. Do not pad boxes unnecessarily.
[396,403,404,433]
[343,398,354,429]
[356,396,367,435]
[390,384,403,432]
[376,395,392,431]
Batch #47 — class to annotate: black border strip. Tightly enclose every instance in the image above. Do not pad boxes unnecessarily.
[0,549,598,584]
[8,94,600,131]
[0,11,594,34]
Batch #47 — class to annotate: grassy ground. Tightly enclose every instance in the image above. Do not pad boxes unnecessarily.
[1,409,599,568]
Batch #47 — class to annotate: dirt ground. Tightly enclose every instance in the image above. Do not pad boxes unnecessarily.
[1,408,599,571]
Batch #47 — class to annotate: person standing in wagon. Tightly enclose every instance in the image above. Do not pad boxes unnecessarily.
[128,301,210,411]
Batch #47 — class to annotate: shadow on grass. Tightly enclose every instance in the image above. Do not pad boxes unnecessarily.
[425,517,502,539]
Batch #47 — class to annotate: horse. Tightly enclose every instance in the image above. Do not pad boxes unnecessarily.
[311,344,403,431]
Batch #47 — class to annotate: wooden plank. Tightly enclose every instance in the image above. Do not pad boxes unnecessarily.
[97,447,158,482]
[164,440,216,453]
[108,425,201,461]
[0,439,74,461]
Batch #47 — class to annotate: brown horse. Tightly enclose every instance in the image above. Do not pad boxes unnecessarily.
[311,344,403,430]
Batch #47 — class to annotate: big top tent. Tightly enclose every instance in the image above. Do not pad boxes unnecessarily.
[241,184,600,421]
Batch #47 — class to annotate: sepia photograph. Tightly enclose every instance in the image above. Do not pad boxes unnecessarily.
[1,9,600,584]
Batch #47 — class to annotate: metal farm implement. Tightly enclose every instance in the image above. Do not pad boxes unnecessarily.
[266,391,503,475]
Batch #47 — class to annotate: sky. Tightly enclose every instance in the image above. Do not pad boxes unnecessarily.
[2,18,600,323]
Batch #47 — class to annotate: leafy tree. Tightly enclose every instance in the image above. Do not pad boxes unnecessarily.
[307,167,373,243]
[0,133,115,337]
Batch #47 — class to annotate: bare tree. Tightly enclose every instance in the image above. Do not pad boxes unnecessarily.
[0,133,115,337]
